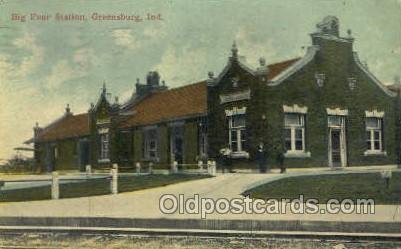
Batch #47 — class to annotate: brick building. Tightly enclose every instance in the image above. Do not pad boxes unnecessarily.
[26,16,400,172]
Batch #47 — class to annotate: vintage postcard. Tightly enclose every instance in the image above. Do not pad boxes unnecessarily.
[0,0,401,248]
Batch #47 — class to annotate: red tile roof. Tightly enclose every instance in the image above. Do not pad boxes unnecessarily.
[30,58,298,142]
[119,81,207,128]
[267,58,300,80]
[35,113,89,142]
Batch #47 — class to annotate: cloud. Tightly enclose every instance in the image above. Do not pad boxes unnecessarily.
[0,32,44,84]
[45,59,86,89]
[143,25,167,40]
[12,32,44,78]
[153,46,208,86]
[73,47,98,69]
[111,29,140,49]
[392,46,401,55]
[234,27,279,66]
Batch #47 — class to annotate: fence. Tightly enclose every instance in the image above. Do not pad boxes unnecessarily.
[0,161,217,200]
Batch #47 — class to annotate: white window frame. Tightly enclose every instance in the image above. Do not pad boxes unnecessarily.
[282,105,311,158]
[284,113,305,153]
[365,117,383,153]
[144,128,158,160]
[225,107,249,158]
[229,114,246,153]
[364,111,386,156]
[99,132,110,161]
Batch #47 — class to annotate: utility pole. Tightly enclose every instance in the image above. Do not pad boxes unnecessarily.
[395,76,401,168]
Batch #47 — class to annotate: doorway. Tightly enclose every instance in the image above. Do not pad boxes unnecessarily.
[170,126,184,167]
[79,139,90,171]
[328,115,347,167]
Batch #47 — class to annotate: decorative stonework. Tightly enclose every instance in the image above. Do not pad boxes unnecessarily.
[98,127,109,134]
[316,16,339,36]
[365,110,385,118]
[96,118,111,125]
[225,106,247,116]
[315,73,325,87]
[220,89,251,104]
[231,77,239,88]
[283,104,308,114]
[348,77,357,90]
[326,108,348,116]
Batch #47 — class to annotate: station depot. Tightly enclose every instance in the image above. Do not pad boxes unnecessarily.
[25,16,401,172]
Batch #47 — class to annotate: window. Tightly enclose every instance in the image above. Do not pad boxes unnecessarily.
[284,113,305,152]
[144,129,158,160]
[99,133,109,160]
[366,117,383,151]
[328,115,343,127]
[199,121,208,158]
[229,114,246,152]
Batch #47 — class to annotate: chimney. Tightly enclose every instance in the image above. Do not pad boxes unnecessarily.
[65,104,72,115]
[207,71,215,86]
[33,122,43,138]
[256,57,269,79]
[146,71,160,86]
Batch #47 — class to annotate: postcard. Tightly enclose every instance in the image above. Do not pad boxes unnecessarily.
[0,0,401,248]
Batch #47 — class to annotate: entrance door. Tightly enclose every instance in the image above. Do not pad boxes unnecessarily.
[330,129,341,166]
[170,126,184,167]
[173,137,183,165]
[328,115,347,167]
[79,139,90,171]
[46,145,56,172]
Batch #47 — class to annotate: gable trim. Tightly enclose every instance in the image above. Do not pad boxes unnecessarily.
[353,52,396,97]
[212,58,255,86]
[269,45,320,86]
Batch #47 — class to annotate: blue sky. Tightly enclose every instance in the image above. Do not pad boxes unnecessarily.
[0,0,400,160]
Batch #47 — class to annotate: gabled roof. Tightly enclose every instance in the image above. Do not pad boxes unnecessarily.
[269,45,320,85]
[267,58,300,80]
[27,58,302,142]
[35,113,89,142]
[119,81,207,128]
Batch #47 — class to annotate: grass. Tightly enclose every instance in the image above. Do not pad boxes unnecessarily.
[245,172,401,204]
[0,174,210,202]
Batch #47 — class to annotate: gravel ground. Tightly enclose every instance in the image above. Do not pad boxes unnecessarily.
[0,233,400,249]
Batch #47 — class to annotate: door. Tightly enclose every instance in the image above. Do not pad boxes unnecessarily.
[330,129,341,166]
[173,137,183,166]
[46,145,56,172]
[328,115,347,167]
[170,126,184,167]
[79,139,90,171]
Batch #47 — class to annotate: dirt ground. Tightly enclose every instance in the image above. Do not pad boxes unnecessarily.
[0,234,400,249]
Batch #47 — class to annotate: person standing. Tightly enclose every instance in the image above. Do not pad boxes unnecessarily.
[219,146,232,173]
[256,142,268,173]
[276,149,286,173]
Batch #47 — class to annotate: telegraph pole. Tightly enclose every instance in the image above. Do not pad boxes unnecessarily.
[395,76,401,168]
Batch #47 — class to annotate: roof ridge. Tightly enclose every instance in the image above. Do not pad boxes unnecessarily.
[268,57,301,66]
[155,80,206,94]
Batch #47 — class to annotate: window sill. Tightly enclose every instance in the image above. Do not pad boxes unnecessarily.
[284,151,311,158]
[143,157,160,162]
[363,150,387,156]
[230,151,249,159]
[98,158,110,163]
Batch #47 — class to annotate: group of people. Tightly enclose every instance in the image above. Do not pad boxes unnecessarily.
[219,143,286,173]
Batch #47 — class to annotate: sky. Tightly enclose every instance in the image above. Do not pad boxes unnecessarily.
[0,0,400,161]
